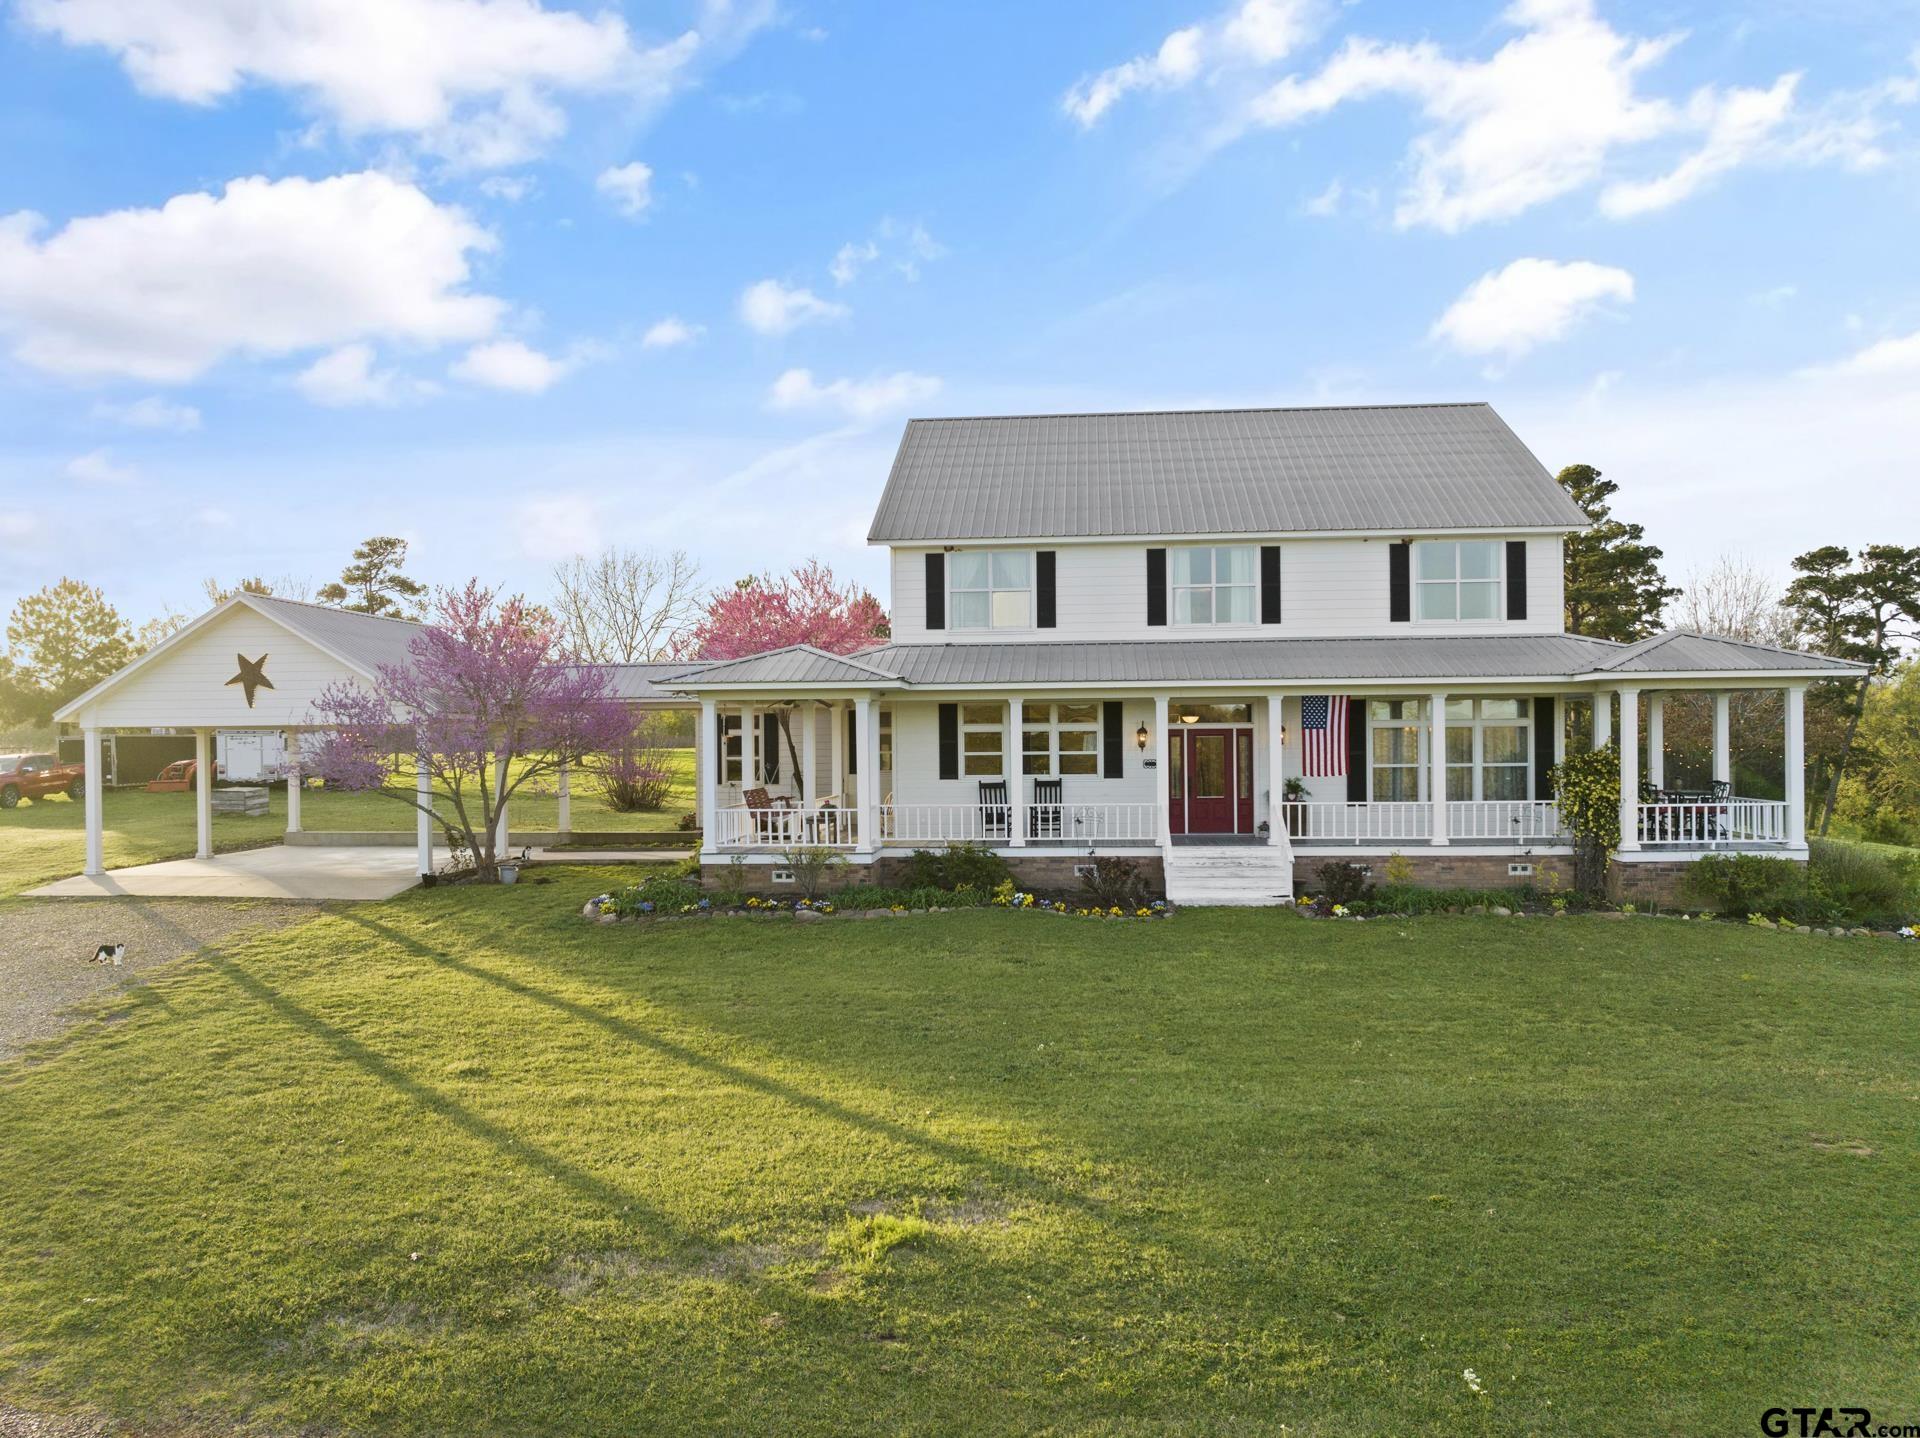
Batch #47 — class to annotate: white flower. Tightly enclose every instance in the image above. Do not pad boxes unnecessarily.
[1463,1367,1483,1394]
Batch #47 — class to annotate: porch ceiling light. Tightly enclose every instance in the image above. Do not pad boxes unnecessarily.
[1179,710,1199,724]
[1135,722,1149,752]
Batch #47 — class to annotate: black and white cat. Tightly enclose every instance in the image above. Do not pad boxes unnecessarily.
[89,943,125,966]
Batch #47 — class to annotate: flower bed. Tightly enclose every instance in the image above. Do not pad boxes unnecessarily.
[581,873,1174,924]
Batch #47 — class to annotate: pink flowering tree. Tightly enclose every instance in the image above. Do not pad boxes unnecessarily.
[307,581,633,880]
[687,561,889,789]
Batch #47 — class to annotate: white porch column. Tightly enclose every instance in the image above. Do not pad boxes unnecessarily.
[1266,693,1286,847]
[416,759,433,876]
[194,728,213,860]
[854,696,877,855]
[1592,691,1612,750]
[284,728,302,834]
[801,703,817,810]
[556,760,571,837]
[1647,695,1665,791]
[829,699,846,804]
[1154,694,1172,849]
[1429,693,1449,846]
[1617,688,1641,852]
[1712,693,1731,787]
[1553,698,1567,766]
[83,725,104,876]
[1785,685,1807,846]
[698,699,719,856]
[1007,698,1026,847]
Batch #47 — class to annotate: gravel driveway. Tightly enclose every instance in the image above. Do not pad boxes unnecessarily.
[0,898,319,1061]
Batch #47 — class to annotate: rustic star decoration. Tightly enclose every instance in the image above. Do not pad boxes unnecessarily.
[225,653,274,708]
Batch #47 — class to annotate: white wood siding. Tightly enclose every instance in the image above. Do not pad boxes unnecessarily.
[70,607,369,731]
[889,537,1568,643]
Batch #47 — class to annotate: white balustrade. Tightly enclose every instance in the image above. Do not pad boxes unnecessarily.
[1636,799,1787,847]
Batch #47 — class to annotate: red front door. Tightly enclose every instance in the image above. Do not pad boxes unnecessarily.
[1174,727,1249,834]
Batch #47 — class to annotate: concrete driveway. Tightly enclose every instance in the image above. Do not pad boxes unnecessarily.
[26,845,422,901]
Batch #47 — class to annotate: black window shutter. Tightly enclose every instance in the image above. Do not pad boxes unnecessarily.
[1260,545,1281,624]
[938,703,959,781]
[1146,548,1167,627]
[1506,541,1527,621]
[762,713,780,783]
[1389,543,1411,623]
[716,709,726,772]
[925,552,945,631]
[846,708,856,775]
[1102,701,1124,779]
[1037,550,1056,628]
[1534,697,1556,799]
[1346,698,1367,803]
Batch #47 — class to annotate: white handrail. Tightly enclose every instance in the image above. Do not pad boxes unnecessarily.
[1637,799,1787,846]
[711,805,859,849]
[879,802,1160,845]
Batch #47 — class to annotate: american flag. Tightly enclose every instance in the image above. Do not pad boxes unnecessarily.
[1300,695,1349,777]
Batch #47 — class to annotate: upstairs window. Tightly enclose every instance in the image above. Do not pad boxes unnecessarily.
[1416,541,1502,621]
[950,552,1032,629]
[1171,546,1257,625]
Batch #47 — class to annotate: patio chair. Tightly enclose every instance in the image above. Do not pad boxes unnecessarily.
[978,779,1010,839]
[740,786,796,844]
[1029,777,1063,839]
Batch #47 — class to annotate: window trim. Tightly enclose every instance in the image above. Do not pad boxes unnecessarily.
[1413,539,1505,624]
[1021,701,1102,777]
[721,712,743,784]
[1168,544,1260,628]
[1443,698,1532,803]
[959,702,1006,777]
[949,549,1035,631]
[1366,698,1427,804]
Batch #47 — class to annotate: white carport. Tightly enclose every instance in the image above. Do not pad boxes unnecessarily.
[53,593,441,882]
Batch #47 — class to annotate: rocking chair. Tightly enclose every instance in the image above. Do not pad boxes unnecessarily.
[978,779,1010,840]
[1029,777,1063,839]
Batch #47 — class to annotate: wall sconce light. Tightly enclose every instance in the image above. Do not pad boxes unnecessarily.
[1279,723,1289,747]
[1178,710,1200,725]
[1134,722,1149,752]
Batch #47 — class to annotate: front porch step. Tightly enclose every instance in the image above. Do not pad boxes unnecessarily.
[1164,846,1294,907]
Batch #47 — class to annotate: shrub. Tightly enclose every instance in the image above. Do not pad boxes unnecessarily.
[1077,857,1155,910]
[607,873,704,915]
[1551,745,1620,899]
[779,844,846,901]
[1682,854,1835,925]
[1808,840,1915,927]
[1854,810,1920,848]
[594,715,679,812]
[1314,861,1374,906]
[902,844,1010,893]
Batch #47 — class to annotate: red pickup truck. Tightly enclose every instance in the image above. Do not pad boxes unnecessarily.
[0,752,86,808]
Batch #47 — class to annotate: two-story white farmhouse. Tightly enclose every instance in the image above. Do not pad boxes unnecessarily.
[51,402,1860,905]
[670,404,1858,903]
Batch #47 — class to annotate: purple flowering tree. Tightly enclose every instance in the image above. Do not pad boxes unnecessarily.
[307,581,633,880]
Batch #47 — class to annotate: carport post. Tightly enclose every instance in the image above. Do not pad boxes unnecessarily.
[194,728,213,860]
[416,761,433,876]
[493,754,510,857]
[284,728,302,834]
[556,760,571,838]
[83,726,104,876]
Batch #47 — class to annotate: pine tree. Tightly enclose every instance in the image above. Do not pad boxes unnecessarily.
[317,537,427,617]
[1558,464,1680,642]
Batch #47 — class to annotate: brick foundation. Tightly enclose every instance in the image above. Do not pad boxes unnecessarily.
[701,853,1164,897]
[1291,851,1796,906]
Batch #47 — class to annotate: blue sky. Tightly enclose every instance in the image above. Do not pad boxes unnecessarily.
[1,0,1917,630]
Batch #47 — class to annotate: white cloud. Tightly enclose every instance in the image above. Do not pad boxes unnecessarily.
[450,338,572,393]
[1802,329,1920,379]
[0,172,501,383]
[766,367,942,421]
[641,316,702,348]
[295,343,427,407]
[737,279,848,336]
[1063,0,1318,126]
[596,161,653,218]
[65,448,137,485]
[1431,258,1634,361]
[92,395,201,431]
[18,0,712,168]
[1238,0,1916,230]
[478,174,536,202]
[513,492,602,560]
[830,218,945,286]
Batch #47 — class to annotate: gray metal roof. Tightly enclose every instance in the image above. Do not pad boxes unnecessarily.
[1590,630,1856,675]
[249,593,424,674]
[867,403,1592,542]
[597,661,710,702]
[666,630,1862,690]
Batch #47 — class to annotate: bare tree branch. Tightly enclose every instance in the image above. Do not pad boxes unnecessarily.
[548,547,703,664]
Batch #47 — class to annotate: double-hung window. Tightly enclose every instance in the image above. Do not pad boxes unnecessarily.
[960,703,1005,776]
[1416,541,1502,621]
[1171,546,1257,625]
[1444,698,1531,801]
[951,552,1032,630]
[1368,699,1425,802]
[721,713,743,783]
[1021,702,1100,775]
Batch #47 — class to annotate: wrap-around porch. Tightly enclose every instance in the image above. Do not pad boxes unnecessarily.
[695,682,1808,862]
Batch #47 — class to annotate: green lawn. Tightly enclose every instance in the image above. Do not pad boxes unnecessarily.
[1,882,1915,1434]
[0,750,695,898]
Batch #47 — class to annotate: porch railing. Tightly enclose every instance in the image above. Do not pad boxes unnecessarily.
[879,802,1159,846]
[1281,801,1432,843]
[1636,799,1788,847]
[1447,800,1567,842]
[710,805,859,850]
